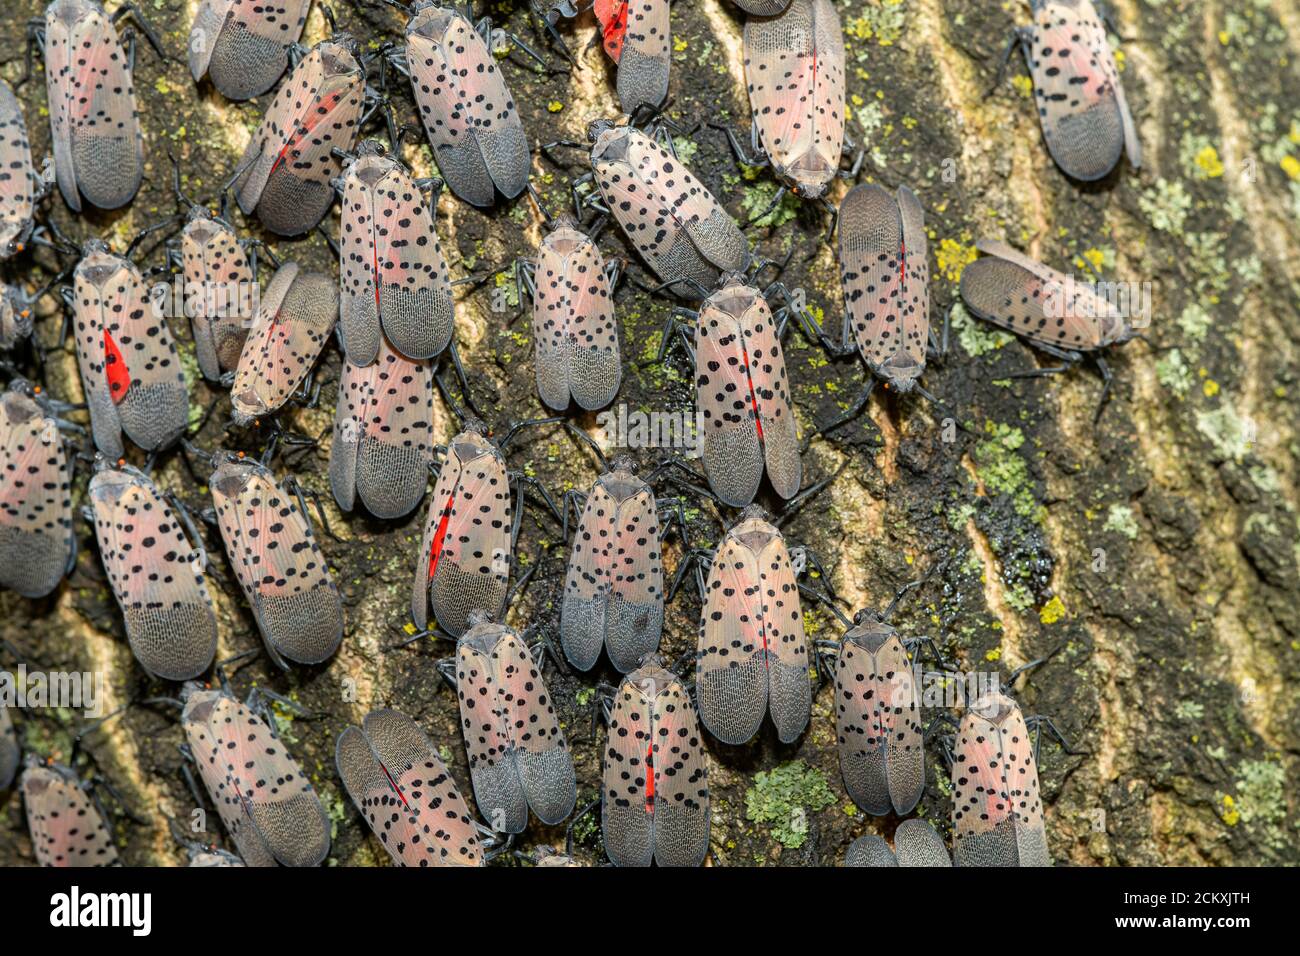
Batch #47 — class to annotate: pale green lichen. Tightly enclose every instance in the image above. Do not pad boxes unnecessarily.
[1232,759,1288,851]
[973,421,1044,523]
[1156,348,1193,396]
[741,180,801,229]
[1196,406,1254,463]
[744,760,836,850]
[1177,303,1213,342]
[950,301,1012,357]
[1139,178,1193,234]
[1104,504,1139,540]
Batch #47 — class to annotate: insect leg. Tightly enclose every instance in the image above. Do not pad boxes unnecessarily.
[532,1,578,67]
[20,20,45,89]
[1025,714,1087,757]
[929,302,953,361]
[808,376,877,446]
[430,339,483,422]
[284,474,342,541]
[434,655,459,690]
[111,3,169,64]
[705,121,766,170]
[1092,354,1114,423]
[743,184,788,229]
[386,622,457,650]
[987,26,1033,99]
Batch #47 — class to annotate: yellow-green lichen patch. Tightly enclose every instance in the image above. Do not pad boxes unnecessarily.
[744,759,836,850]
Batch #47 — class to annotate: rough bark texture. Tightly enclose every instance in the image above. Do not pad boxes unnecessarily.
[1,0,1297,867]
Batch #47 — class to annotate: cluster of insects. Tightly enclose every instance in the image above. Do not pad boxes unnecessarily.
[0,0,1140,867]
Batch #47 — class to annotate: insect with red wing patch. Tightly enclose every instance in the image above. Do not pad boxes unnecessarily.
[695,505,810,745]
[329,335,436,520]
[0,381,75,599]
[601,655,709,867]
[209,451,344,668]
[450,611,576,833]
[88,456,219,681]
[337,140,453,366]
[995,0,1140,182]
[180,680,331,867]
[21,756,119,867]
[37,0,165,212]
[812,183,947,439]
[189,0,311,101]
[410,421,510,639]
[233,36,365,236]
[669,273,804,508]
[336,708,485,867]
[72,240,190,459]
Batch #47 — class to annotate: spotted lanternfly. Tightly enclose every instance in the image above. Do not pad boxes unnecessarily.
[233,37,364,236]
[0,79,40,259]
[186,844,246,866]
[600,0,670,115]
[396,1,531,208]
[959,239,1133,414]
[189,0,311,101]
[0,284,36,351]
[837,183,931,392]
[951,689,1050,867]
[697,505,809,745]
[729,0,791,14]
[960,239,1133,352]
[1008,0,1140,181]
[177,205,254,383]
[560,457,663,673]
[1,706,18,789]
[894,817,951,866]
[696,275,801,508]
[0,382,74,599]
[229,261,338,426]
[834,613,924,816]
[844,819,951,867]
[181,680,332,867]
[337,140,453,366]
[602,655,709,867]
[41,0,145,212]
[73,241,189,459]
[209,452,344,668]
[336,708,484,867]
[521,215,621,412]
[411,421,511,639]
[453,611,576,834]
[329,336,435,520]
[587,119,748,299]
[742,0,845,201]
[21,757,119,867]
[844,833,895,867]
[89,457,219,681]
